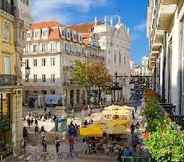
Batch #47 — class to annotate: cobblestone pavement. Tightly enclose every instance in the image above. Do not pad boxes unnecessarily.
[4,142,114,162]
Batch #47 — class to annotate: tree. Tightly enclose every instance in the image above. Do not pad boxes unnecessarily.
[72,61,112,104]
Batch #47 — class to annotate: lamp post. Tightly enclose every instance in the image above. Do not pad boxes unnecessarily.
[111,72,122,104]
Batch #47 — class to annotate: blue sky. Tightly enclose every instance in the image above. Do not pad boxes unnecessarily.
[31,0,148,64]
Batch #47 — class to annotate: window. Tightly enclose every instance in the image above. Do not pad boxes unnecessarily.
[64,43,67,52]
[33,74,37,82]
[50,43,55,52]
[33,59,37,66]
[50,58,55,66]
[2,20,11,43]
[42,74,46,82]
[42,43,47,52]
[25,59,29,67]
[4,56,11,74]
[42,29,48,38]
[34,31,40,39]
[21,0,29,5]
[50,90,55,94]
[41,90,47,95]
[62,30,65,37]
[124,56,126,64]
[114,54,116,64]
[26,31,31,39]
[51,74,55,83]
[119,52,121,64]
[33,44,37,52]
[76,90,80,104]
[67,32,70,38]
[42,58,46,66]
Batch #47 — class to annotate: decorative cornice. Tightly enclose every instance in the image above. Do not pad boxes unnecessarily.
[0,9,14,22]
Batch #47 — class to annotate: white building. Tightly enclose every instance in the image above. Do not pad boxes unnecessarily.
[22,21,104,110]
[70,16,132,103]
[141,56,151,76]
[93,16,131,103]
[147,0,184,115]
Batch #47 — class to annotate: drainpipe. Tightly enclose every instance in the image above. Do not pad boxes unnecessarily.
[162,32,167,103]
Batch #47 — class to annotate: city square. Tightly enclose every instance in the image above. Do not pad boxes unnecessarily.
[1,0,184,162]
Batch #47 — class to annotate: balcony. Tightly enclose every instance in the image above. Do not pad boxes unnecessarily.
[0,1,16,16]
[155,0,177,31]
[63,80,79,87]
[0,75,17,86]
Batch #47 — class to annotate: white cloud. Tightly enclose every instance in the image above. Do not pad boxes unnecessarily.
[131,21,146,41]
[133,21,146,32]
[31,0,107,23]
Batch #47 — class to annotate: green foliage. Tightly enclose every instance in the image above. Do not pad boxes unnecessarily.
[142,96,164,132]
[144,121,184,162]
[72,60,111,88]
[143,96,184,162]
[72,60,90,87]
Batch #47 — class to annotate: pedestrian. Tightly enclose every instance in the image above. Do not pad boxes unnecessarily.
[21,138,26,153]
[44,107,47,112]
[27,118,31,127]
[68,135,75,157]
[84,120,88,127]
[41,139,47,152]
[68,125,76,137]
[35,119,38,126]
[23,127,28,138]
[131,124,135,134]
[55,137,60,154]
[35,125,39,135]
[117,148,122,162]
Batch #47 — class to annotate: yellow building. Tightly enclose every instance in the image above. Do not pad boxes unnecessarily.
[0,1,24,155]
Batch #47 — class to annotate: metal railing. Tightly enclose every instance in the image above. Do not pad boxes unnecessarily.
[120,157,156,162]
[0,74,17,86]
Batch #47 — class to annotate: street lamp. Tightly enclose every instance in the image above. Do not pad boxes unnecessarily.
[111,72,122,104]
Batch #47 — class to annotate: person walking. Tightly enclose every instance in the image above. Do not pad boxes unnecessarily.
[68,135,75,158]
[21,138,26,154]
[35,125,39,135]
[35,119,38,126]
[55,137,60,154]
[42,139,47,152]
[27,118,31,127]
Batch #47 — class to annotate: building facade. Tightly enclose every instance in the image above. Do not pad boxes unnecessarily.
[0,0,31,154]
[22,21,104,110]
[140,56,151,76]
[69,17,132,104]
[147,0,184,115]
[94,16,132,103]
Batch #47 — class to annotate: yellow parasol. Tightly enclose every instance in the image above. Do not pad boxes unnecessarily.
[104,119,131,135]
[80,123,103,137]
[102,105,133,121]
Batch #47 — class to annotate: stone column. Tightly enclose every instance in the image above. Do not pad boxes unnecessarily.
[12,89,23,154]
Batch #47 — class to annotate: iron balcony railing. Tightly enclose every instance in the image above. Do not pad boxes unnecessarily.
[120,157,157,162]
[0,0,16,16]
[0,74,17,86]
